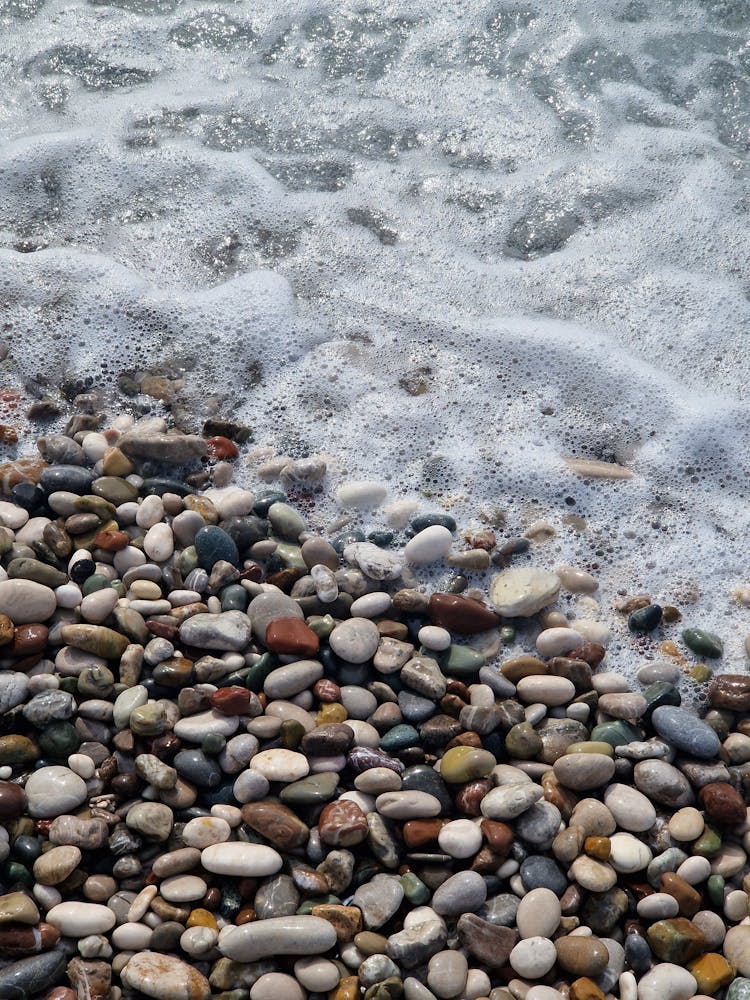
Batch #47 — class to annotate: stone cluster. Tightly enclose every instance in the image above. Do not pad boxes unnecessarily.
[0,417,746,1000]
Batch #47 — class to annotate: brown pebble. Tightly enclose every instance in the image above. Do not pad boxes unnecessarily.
[569,978,606,1000]
[265,617,320,656]
[318,800,369,847]
[428,592,501,634]
[480,820,514,856]
[709,674,750,711]
[659,873,702,917]
[241,802,310,851]
[311,904,362,942]
[584,837,611,861]
[402,820,444,849]
[313,679,341,703]
[454,778,493,816]
[10,624,48,656]
[699,782,747,825]
[0,782,26,821]
[567,642,606,666]
[0,922,60,957]
[0,615,14,646]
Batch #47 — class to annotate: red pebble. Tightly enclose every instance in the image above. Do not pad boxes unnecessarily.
[209,687,253,716]
[206,436,239,460]
[10,624,48,656]
[313,678,341,703]
[44,990,76,1000]
[265,617,320,656]
[428,593,501,634]
[92,529,130,551]
[318,800,369,847]
[567,642,606,667]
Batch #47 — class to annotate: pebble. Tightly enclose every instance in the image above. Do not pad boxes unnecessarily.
[24,766,87,818]
[404,525,454,565]
[201,843,282,876]
[516,888,562,938]
[604,784,657,832]
[329,617,380,662]
[121,952,210,1000]
[651,706,721,759]
[489,568,561,616]
[47,902,116,936]
[219,915,338,962]
[510,936,558,977]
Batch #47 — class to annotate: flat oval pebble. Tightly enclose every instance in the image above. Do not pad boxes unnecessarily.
[516,887,562,939]
[219,915,338,962]
[121,951,210,1000]
[535,628,584,658]
[376,790,442,819]
[24,766,87,818]
[651,706,721,759]
[605,783,657,832]
[481,782,544,820]
[0,580,57,623]
[516,675,576,705]
[250,749,310,782]
[553,753,615,789]
[46,902,116,936]
[201,843,282,876]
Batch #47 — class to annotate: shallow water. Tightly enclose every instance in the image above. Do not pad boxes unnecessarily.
[1,0,750,675]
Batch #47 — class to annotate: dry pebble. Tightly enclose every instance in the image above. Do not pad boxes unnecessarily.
[0,424,747,1000]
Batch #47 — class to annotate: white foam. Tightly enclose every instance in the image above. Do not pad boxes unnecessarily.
[1,0,749,690]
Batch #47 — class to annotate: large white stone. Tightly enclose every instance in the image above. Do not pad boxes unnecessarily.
[489,568,560,617]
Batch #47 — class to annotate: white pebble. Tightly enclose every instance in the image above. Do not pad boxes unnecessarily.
[418,625,451,651]
[143,523,174,562]
[67,754,95,779]
[437,819,483,859]
[404,525,453,565]
[535,627,583,657]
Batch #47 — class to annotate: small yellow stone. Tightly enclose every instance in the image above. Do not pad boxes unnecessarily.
[102,447,135,477]
[566,741,614,757]
[569,978,606,1000]
[584,836,611,861]
[317,703,348,725]
[187,908,218,931]
[329,976,359,1000]
[658,641,685,663]
[687,952,735,994]
[184,495,219,524]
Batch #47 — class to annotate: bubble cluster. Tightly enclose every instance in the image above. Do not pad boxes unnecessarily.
[0,0,749,685]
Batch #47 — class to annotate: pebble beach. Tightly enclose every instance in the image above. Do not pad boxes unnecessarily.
[0,417,747,1000]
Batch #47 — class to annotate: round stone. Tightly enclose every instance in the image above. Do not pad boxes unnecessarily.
[329,618,380,663]
[24,767,87,818]
[516,888,562,939]
[510,936,557,977]
[438,819,482,859]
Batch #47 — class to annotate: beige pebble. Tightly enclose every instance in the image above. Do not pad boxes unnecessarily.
[668,806,704,842]
[516,675,575,706]
[535,628,583,658]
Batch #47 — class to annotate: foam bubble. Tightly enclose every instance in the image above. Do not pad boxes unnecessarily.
[1,0,749,688]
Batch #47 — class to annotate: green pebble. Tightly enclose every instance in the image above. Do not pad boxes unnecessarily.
[244,653,277,693]
[220,585,248,612]
[400,871,430,905]
[296,895,340,914]
[0,736,39,767]
[202,733,226,755]
[75,495,117,520]
[81,574,113,596]
[707,874,725,907]
[273,542,307,570]
[307,615,336,639]
[505,722,542,760]
[130,703,169,736]
[365,976,404,1000]
[279,772,339,806]
[110,580,126,598]
[682,628,723,658]
[380,725,419,753]
[642,681,681,718]
[2,861,33,887]
[410,513,456,533]
[39,722,80,759]
[178,546,199,576]
[11,835,42,865]
[252,490,287,517]
[58,677,79,695]
[694,825,722,858]
[590,720,644,748]
[7,558,67,588]
[91,476,139,504]
[77,665,115,698]
[367,531,394,547]
[438,644,485,675]
[280,719,305,749]
[500,625,516,643]
[0,528,13,555]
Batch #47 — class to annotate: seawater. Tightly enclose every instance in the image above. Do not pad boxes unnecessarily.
[1,0,750,679]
